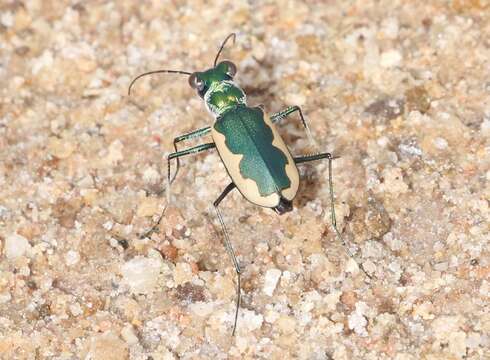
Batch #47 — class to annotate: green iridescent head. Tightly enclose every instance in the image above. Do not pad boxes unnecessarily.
[128,33,246,116]
[188,61,246,116]
[188,61,235,96]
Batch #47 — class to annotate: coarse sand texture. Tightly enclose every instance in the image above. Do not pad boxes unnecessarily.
[0,1,489,359]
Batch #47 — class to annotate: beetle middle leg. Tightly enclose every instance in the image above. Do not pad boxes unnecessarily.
[171,126,211,184]
[140,142,216,239]
[271,105,317,147]
[213,182,241,336]
[294,153,372,279]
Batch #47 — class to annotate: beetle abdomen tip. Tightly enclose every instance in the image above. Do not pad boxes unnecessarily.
[274,196,293,215]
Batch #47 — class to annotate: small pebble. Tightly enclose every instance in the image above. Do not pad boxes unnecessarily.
[69,303,83,317]
[189,301,215,317]
[121,256,162,294]
[142,166,161,184]
[380,49,402,68]
[348,308,368,337]
[85,331,129,360]
[5,233,31,259]
[121,325,139,346]
[262,268,282,296]
[241,309,264,331]
[381,17,399,39]
[433,137,449,150]
[65,250,80,266]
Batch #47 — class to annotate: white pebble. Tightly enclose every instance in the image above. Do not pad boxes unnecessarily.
[69,303,83,316]
[262,268,282,296]
[121,256,162,294]
[466,332,481,349]
[241,309,264,331]
[0,205,9,219]
[481,118,490,135]
[380,49,402,68]
[433,137,449,150]
[19,266,30,276]
[106,140,124,165]
[377,136,390,147]
[381,17,399,39]
[5,233,31,259]
[142,166,161,185]
[0,12,13,27]
[285,92,306,106]
[0,292,12,304]
[189,301,215,317]
[65,250,80,266]
[363,260,377,274]
[121,324,139,345]
[264,309,280,323]
[380,167,408,194]
[40,277,53,292]
[32,50,54,75]
[173,262,193,286]
[348,310,368,337]
[345,258,360,274]
[103,221,113,230]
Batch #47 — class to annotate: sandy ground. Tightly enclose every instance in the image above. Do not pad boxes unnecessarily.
[0,1,489,359]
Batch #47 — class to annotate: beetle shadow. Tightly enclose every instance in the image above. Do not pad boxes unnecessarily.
[240,56,278,110]
[294,165,323,209]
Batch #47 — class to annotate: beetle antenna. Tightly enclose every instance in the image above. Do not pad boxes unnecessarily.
[128,69,192,96]
[213,33,236,66]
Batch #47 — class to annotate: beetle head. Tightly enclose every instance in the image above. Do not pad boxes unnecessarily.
[188,61,237,98]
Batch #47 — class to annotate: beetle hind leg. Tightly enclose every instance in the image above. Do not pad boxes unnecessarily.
[213,182,242,336]
[294,152,373,279]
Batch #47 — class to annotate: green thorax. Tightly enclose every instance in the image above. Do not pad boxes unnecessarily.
[214,106,291,196]
[205,81,246,116]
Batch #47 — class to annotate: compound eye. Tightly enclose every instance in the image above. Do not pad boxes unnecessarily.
[188,73,204,91]
[219,61,237,77]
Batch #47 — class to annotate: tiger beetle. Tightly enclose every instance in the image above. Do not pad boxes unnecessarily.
[128,33,370,336]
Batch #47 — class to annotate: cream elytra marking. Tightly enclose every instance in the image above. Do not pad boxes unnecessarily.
[212,129,281,207]
[128,33,372,336]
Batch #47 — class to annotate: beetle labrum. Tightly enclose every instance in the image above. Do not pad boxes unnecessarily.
[128,34,367,335]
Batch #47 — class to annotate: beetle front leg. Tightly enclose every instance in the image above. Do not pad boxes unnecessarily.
[140,142,216,239]
[171,126,212,184]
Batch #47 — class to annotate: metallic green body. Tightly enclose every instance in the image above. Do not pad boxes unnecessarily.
[194,64,296,201]
[214,106,291,196]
